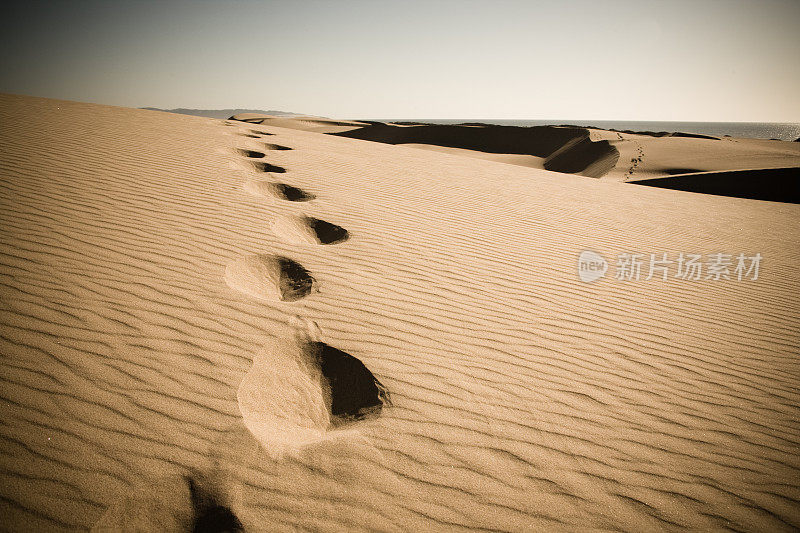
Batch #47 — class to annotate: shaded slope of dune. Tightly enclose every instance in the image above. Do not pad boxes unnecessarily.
[543,136,619,176]
[1,94,800,532]
[330,122,584,154]
[326,122,619,177]
[630,166,800,203]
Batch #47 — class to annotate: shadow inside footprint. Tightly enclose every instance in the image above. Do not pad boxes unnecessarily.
[272,183,315,201]
[253,161,286,173]
[271,215,348,245]
[237,149,265,158]
[308,217,349,244]
[243,180,312,201]
[309,342,391,423]
[277,257,315,301]
[187,476,243,533]
[92,472,243,533]
[225,254,315,302]
[263,143,292,151]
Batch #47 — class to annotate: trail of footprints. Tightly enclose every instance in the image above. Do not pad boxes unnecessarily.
[99,121,391,531]
[624,141,644,181]
[225,122,389,439]
[613,132,644,181]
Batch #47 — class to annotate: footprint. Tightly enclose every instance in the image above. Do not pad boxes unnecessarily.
[225,254,315,302]
[237,149,265,159]
[272,215,349,245]
[244,180,315,202]
[270,183,314,201]
[263,143,292,151]
[237,319,390,453]
[290,317,390,423]
[252,161,287,173]
[187,473,243,532]
[92,471,242,533]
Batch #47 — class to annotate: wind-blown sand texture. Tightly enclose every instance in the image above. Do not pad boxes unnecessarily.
[1,94,799,531]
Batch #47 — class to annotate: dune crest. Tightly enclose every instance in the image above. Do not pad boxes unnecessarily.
[229,113,369,133]
[231,116,800,185]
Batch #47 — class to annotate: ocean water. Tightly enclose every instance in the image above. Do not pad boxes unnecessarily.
[386,120,800,142]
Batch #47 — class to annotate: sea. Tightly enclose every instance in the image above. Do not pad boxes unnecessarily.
[382,120,800,142]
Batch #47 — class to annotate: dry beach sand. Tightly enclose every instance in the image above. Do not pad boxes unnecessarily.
[1,94,800,531]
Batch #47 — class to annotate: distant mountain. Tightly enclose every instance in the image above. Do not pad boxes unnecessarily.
[140,108,302,120]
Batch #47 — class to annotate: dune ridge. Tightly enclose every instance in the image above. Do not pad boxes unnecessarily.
[142,108,301,120]
[323,121,619,178]
[1,94,799,531]
[232,116,800,191]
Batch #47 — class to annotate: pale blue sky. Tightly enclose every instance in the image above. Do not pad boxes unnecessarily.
[2,0,799,121]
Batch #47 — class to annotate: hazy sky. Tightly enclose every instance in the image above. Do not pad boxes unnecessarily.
[2,0,799,121]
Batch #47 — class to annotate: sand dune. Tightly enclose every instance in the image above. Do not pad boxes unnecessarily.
[326,122,619,178]
[1,94,799,531]
[401,144,546,169]
[142,108,301,120]
[632,167,800,203]
[241,117,800,186]
[589,129,800,182]
[229,113,368,134]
